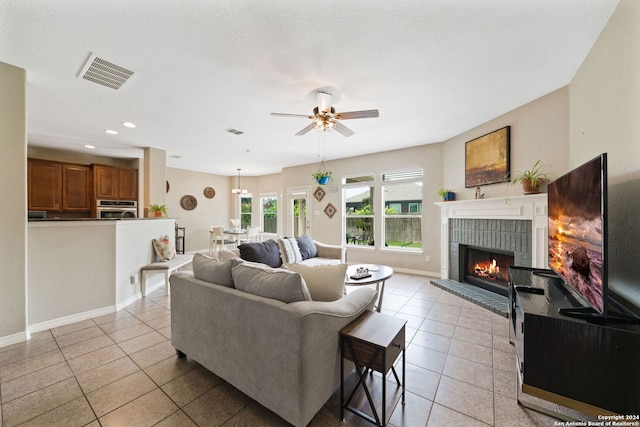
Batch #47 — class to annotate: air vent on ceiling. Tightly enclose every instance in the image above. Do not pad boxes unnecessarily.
[78,53,136,90]
[225,128,244,135]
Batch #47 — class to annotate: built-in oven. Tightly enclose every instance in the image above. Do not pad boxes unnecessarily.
[96,200,138,219]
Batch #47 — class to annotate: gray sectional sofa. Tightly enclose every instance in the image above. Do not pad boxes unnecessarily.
[170,254,376,426]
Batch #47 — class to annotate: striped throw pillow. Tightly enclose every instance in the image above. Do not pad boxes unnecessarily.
[277,238,302,265]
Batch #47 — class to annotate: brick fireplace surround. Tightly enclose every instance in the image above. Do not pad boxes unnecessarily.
[433,195,548,306]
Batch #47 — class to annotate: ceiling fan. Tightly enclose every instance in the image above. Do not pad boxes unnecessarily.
[271,92,379,137]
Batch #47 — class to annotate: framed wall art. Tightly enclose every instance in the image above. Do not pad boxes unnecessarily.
[465,126,510,188]
[324,203,336,219]
[313,186,326,202]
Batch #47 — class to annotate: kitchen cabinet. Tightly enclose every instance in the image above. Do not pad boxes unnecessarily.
[93,164,137,200]
[62,164,91,211]
[118,167,138,200]
[28,159,62,211]
[93,165,119,199]
[28,159,92,212]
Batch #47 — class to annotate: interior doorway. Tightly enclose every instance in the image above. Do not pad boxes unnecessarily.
[287,187,310,237]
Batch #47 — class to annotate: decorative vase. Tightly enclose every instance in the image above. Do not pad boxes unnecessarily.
[154,210,162,217]
[522,179,540,195]
[317,176,330,185]
[443,191,455,201]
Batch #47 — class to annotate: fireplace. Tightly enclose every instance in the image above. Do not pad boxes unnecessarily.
[461,246,514,297]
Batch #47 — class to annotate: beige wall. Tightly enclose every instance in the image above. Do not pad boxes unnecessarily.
[279,87,570,275]
[283,144,444,275]
[166,167,232,252]
[0,62,27,342]
[442,86,570,200]
[570,0,640,311]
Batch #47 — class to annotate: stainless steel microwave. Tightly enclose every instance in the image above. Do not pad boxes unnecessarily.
[96,200,137,219]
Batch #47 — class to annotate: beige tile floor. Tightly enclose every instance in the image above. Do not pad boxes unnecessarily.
[0,273,593,426]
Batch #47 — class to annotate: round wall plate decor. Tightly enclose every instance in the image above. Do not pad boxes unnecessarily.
[180,195,197,211]
[203,187,216,199]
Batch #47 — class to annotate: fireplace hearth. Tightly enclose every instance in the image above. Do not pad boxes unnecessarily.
[462,246,514,297]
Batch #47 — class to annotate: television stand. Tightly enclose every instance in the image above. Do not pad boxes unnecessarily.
[509,266,640,417]
[558,306,640,325]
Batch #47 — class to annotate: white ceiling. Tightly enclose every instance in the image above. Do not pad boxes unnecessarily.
[1,0,619,176]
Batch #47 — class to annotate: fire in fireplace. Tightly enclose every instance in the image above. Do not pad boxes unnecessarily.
[463,246,515,296]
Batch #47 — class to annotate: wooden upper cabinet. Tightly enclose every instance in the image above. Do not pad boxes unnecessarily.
[62,164,91,211]
[93,164,138,200]
[93,165,119,199]
[118,168,138,200]
[28,159,62,211]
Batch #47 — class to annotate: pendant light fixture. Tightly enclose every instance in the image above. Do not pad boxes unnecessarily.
[231,168,247,195]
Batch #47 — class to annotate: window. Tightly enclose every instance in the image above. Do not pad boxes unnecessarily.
[344,174,375,246]
[382,170,423,250]
[261,195,278,234]
[240,196,252,229]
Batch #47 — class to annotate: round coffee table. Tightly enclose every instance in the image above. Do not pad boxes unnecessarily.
[345,264,393,312]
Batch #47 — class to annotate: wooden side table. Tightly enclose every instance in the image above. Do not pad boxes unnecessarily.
[340,311,406,426]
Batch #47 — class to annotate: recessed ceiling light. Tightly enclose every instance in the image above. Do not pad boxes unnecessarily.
[122,122,136,128]
[84,144,95,149]
[105,129,118,135]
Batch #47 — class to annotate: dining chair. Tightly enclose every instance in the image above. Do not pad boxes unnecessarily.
[209,226,236,256]
[241,226,262,243]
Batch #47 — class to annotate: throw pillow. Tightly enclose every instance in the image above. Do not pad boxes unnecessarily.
[286,263,347,302]
[277,238,302,265]
[295,234,317,259]
[152,235,176,261]
[238,240,282,268]
[231,262,311,303]
[192,253,236,287]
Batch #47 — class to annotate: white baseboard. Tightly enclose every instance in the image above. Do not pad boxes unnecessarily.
[0,331,29,349]
[393,267,440,277]
[28,306,116,335]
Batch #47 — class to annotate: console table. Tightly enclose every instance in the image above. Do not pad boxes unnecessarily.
[509,266,640,418]
[340,311,406,426]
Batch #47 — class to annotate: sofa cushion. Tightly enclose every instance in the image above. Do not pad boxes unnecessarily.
[152,235,176,261]
[192,253,236,287]
[295,234,318,260]
[238,240,282,268]
[277,238,302,265]
[286,263,347,302]
[231,262,311,303]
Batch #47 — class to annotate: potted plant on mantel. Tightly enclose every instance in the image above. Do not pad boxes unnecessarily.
[438,188,455,201]
[511,160,550,194]
[149,204,168,217]
[312,169,333,185]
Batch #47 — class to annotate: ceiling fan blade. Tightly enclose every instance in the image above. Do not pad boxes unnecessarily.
[271,113,314,119]
[317,92,332,114]
[295,122,316,136]
[335,109,379,120]
[334,121,355,137]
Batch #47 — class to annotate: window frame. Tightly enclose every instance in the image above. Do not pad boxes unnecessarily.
[343,173,376,248]
[381,169,424,252]
[260,193,278,235]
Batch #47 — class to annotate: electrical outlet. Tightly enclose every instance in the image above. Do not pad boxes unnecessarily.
[425,255,430,262]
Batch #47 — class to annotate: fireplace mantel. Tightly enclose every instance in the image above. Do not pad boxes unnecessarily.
[435,194,548,280]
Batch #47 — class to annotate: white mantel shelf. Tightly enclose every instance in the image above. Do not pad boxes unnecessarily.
[435,194,548,279]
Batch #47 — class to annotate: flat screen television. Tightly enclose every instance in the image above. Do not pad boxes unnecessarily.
[547,154,608,317]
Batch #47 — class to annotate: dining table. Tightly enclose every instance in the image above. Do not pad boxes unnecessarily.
[224,229,247,244]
